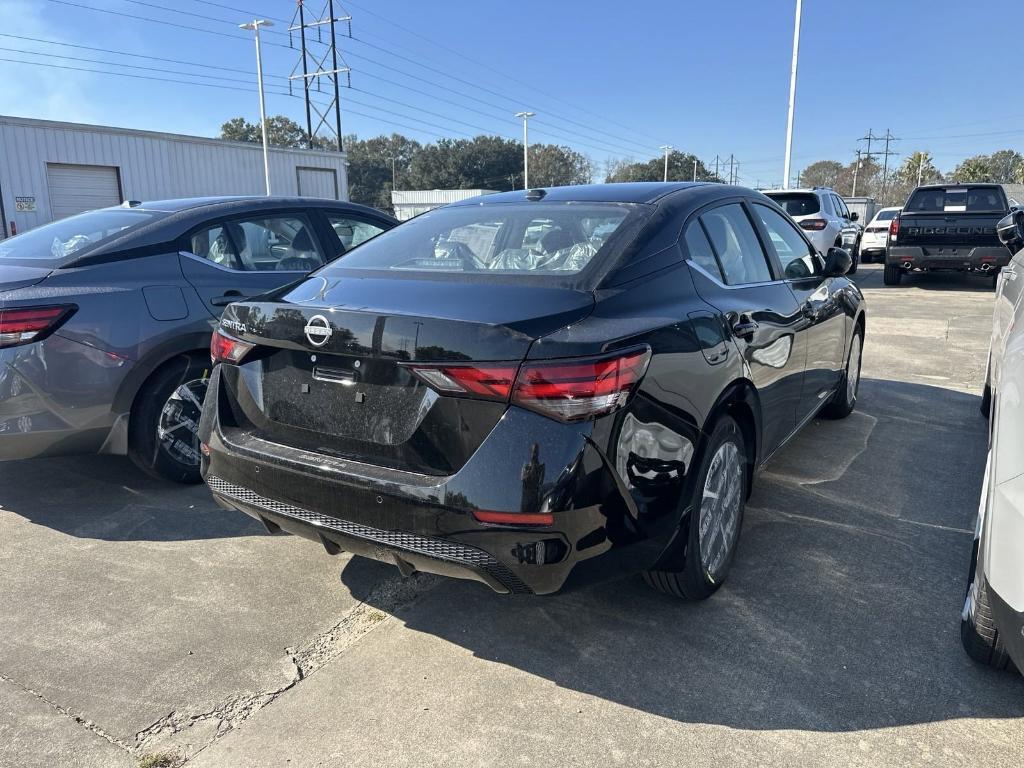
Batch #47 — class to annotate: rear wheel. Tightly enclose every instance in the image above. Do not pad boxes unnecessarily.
[962,552,1012,670]
[644,416,747,600]
[846,239,860,275]
[883,263,902,285]
[128,355,209,484]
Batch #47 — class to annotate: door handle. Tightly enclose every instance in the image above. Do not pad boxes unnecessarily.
[211,292,247,307]
[730,314,759,339]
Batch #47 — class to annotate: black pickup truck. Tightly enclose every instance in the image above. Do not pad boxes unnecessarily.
[885,183,1011,286]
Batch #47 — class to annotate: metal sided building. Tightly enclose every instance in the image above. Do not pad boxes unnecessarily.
[0,115,349,237]
[391,189,497,221]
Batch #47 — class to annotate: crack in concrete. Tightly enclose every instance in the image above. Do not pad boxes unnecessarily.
[0,672,136,755]
[133,570,441,764]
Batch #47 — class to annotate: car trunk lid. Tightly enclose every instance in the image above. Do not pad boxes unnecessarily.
[217,275,595,475]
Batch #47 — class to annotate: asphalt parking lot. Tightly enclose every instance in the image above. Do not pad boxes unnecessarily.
[2,262,1023,768]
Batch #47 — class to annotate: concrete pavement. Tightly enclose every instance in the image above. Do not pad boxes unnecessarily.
[2,263,1022,767]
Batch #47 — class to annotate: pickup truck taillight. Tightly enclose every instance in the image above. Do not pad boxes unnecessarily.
[799,219,828,231]
[0,305,76,349]
[889,216,900,241]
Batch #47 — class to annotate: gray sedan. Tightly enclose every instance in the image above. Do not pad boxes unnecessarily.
[0,196,396,482]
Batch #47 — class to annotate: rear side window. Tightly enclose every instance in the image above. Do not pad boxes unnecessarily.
[188,216,324,272]
[907,187,1006,213]
[683,222,723,281]
[765,193,820,217]
[700,204,773,285]
[325,214,387,252]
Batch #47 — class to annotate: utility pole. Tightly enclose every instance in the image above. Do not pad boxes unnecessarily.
[692,159,698,181]
[879,129,898,201]
[659,145,673,182]
[917,151,930,186]
[239,19,273,196]
[391,156,397,188]
[728,154,736,185]
[714,155,720,181]
[289,0,352,153]
[782,0,803,189]
[851,149,862,196]
[515,111,535,189]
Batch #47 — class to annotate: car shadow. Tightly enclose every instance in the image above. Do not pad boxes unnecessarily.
[342,377,1024,732]
[0,454,263,541]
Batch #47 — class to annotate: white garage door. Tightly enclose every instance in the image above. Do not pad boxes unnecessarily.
[46,163,122,220]
[297,167,338,199]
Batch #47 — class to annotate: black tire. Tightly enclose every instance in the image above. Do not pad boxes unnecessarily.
[128,354,210,484]
[643,415,747,601]
[980,383,992,419]
[962,576,1012,671]
[883,263,902,286]
[822,326,862,419]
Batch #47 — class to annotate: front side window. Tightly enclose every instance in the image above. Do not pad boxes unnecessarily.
[319,202,642,279]
[699,204,773,285]
[753,203,821,279]
[188,216,324,272]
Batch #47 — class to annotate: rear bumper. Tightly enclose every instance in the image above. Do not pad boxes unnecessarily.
[199,367,688,595]
[886,246,1009,271]
[0,336,131,461]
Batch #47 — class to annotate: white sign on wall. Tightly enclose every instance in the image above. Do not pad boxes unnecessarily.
[15,196,36,212]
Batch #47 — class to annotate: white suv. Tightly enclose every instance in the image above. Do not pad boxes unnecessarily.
[763,188,862,274]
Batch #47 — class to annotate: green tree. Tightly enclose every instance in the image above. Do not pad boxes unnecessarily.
[219,115,315,149]
[344,133,422,209]
[986,150,1024,183]
[528,144,593,187]
[604,151,718,183]
[885,151,943,207]
[799,160,844,189]
[952,155,995,182]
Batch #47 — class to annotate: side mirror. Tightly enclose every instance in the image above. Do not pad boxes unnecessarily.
[997,210,1024,254]
[850,211,859,221]
[824,246,853,277]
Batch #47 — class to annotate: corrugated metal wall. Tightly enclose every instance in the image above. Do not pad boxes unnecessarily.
[0,116,349,234]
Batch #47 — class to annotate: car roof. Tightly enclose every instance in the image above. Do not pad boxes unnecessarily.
[914,182,1002,189]
[762,188,826,196]
[446,182,713,206]
[120,196,376,213]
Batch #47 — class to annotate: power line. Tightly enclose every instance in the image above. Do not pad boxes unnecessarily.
[339,0,667,146]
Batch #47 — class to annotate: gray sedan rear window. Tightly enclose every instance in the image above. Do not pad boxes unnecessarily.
[0,208,162,267]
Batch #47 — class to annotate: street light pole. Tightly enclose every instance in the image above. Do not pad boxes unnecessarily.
[782,0,802,189]
[240,19,274,196]
[514,111,535,189]
[660,145,673,182]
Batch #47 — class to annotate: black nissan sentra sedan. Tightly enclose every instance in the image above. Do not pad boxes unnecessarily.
[199,182,865,598]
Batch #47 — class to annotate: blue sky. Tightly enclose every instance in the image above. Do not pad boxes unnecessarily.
[0,0,1020,186]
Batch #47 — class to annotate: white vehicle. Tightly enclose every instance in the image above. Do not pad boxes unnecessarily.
[763,188,862,274]
[963,208,1024,673]
[859,206,900,263]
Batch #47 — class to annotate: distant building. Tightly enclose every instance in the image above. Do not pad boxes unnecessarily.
[843,196,878,223]
[391,189,497,221]
[0,115,349,237]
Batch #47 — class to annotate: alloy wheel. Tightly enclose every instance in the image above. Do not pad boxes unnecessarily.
[156,378,208,466]
[698,441,743,582]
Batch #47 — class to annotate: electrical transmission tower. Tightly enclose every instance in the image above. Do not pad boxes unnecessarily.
[289,0,352,152]
[858,129,899,199]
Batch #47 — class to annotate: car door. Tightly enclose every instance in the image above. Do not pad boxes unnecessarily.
[750,202,848,421]
[683,202,807,456]
[832,194,860,249]
[178,211,328,317]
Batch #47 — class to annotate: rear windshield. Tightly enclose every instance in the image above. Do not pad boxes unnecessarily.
[764,193,820,216]
[320,202,644,279]
[0,208,162,267]
[874,209,900,221]
[905,187,1007,213]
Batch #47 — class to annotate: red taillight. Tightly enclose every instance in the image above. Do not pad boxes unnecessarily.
[799,219,828,231]
[889,216,900,240]
[0,305,75,349]
[472,510,554,526]
[411,347,652,422]
[513,348,652,421]
[408,363,518,400]
[210,328,254,364]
